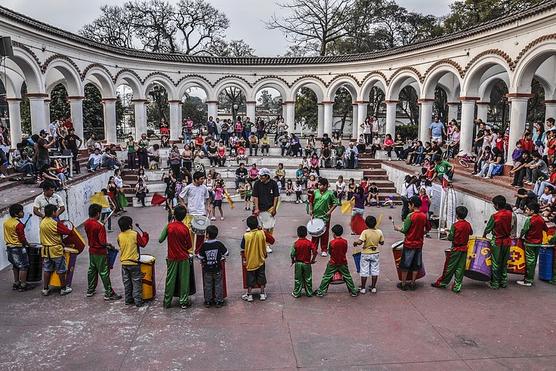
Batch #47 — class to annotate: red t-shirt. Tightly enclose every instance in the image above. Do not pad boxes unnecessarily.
[166,221,192,261]
[489,209,513,247]
[402,211,428,249]
[328,237,348,265]
[84,218,108,256]
[450,219,473,252]
[293,237,317,264]
[524,214,547,244]
[520,138,534,153]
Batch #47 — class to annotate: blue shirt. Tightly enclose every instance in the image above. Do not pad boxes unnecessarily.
[430,122,444,137]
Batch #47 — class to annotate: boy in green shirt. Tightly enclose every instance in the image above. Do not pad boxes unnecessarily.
[309,177,340,257]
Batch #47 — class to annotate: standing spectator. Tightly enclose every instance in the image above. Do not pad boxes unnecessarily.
[429,116,445,143]
[35,130,55,171]
[125,135,137,170]
[63,128,82,174]
[137,133,149,168]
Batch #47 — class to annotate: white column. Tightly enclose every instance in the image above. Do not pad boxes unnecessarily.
[169,100,182,142]
[69,97,84,143]
[507,97,529,165]
[357,102,368,139]
[476,102,489,124]
[133,100,147,141]
[419,101,434,142]
[447,102,460,121]
[460,100,476,154]
[44,99,51,124]
[323,101,333,137]
[285,101,295,131]
[385,101,397,137]
[7,98,22,147]
[545,101,556,121]
[207,101,218,120]
[317,103,324,138]
[28,95,48,134]
[351,104,358,139]
[246,101,256,123]
[102,98,117,144]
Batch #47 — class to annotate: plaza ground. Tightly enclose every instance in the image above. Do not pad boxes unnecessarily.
[1,203,556,370]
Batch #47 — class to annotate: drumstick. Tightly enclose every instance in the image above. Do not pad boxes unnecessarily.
[102,210,115,226]
[376,214,383,228]
[23,214,32,227]
[135,223,145,233]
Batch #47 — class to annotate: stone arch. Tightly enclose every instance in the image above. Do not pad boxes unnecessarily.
[479,73,510,102]
[176,75,213,100]
[461,54,512,98]
[359,72,387,101]
[326,75,358,101]
[8,46,44,93]
[143,73,176,100]
[512,38,556,95]
[83,66,116,98]
[422,63,463,100]
[250,77,288,102]
[114,70,144,100]
[43,57,83,96]
[0,65,24,98]
[290,76,326,102]
[386,69,422,101]
[212,76,251,101]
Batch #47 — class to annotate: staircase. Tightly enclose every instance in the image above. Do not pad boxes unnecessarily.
[358,155,401,202]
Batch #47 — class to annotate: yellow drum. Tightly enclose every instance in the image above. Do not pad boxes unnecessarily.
[140,254,156,300]
[49,248,79,288]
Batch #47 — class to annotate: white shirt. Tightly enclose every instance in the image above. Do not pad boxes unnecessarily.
[179,183,209,216]
[33,193,65,215]
[88,153,102,165]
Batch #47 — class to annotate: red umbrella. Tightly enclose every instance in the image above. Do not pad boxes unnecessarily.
[351,214,366,235]
[151,193,166,206]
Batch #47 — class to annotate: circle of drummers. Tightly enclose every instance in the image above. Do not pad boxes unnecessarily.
[4,174,556,308]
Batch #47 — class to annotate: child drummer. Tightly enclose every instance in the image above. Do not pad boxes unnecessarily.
[291,225,318,298]
[3,204,31,292]
[309,177,340,257]
[159,206,193,309]
[117,216,149,307]
[483,195,514,289]
[353,215,384,294]
[517,202,547,287]
[316,224,359,297]
[431,206,473,293]
[40,204,73,296]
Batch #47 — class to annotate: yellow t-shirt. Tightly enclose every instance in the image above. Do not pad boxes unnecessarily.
[3,217,23,247]
[40,217,64,258]
[243,229,267,271]
[118,230,140,266]
[359,228,384,254]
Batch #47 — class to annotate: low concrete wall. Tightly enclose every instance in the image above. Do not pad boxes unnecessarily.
[382,163,525,235]
[0,172,112,270]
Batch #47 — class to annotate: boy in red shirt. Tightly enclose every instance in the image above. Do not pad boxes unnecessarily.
[158,206,193,309]
[394,196,429,291]
[290,225,318,298]
[517,202,547,287]
[84,204,122,300]
[432,206,473,293]
[483,195,514,289]
[316,224,358,297]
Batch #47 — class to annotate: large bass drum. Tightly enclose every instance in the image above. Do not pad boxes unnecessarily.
[464,237,492,281]
[307,218,325,237]
[391,240,426,281]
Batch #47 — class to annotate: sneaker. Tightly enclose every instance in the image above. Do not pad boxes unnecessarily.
[259,293,267,301]
[86,290,96,297]
[60,287,73,296]
[266,246,273,253]
[370,287,377,294]
[359,288,366,294]
[321,252,328,257]
[204,301,212,308]
[291,292,301,298]
[12,282,20,291]
[516,280,532,287]
[241,293,254,302]
[104,292,122,301]
[215,301,224,308]
[135,302,144,308]
[41,288,50,296]
[125,301,135,305]
[408,282,417,291]
[487,282,499,290]
[396,282,408,291]
[210,217,216,221]
[350,292,359,297]
[316,291,324,297]
[220,217,224,220]
[430,282,445,288]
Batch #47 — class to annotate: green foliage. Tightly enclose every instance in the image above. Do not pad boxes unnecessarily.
[83,83,104,139]
[49,84,70,122]
[19,83,31,135]
[182,95,207,123]
[295,87,318,131]
[147,86,169,128]
[434,87,448,122]
[396,124,418,140]
[398,86,419,125]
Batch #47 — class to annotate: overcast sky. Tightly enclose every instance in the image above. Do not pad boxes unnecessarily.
[3,0,453,56]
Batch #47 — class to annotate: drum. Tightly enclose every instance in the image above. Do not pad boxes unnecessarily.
[107,248,119,270]
[258,211,276,230]
[191,215,210,235]
[307,218,326,237]
[352,251,361,273]
[139,254,156,300]
[27,244,43,283]
[241,251,260,289]
[391,241,426,281]
[508,239,526,275]
[351,214,366,235]
[538,245,554,281]
[49,248,79,288]
[464,237,492,281]
[61,221,85,254]
[331,271,344,284]
[173,257,197,297]
[201,259,227,299]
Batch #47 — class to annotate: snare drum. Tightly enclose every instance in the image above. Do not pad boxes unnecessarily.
[61,220,85,254]
[508,239,526,275]
[139,254,156,300]
[258,211,276,230]
[391,241,425,281]
[27,244,43,283]
[307,218,326,237]
[191,215,210,235]
[49,248,79,288]
[464,237,492,281]
[107,248,119,270]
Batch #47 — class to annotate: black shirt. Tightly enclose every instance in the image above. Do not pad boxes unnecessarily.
[64,134,80,150]
[236,167,247,178]
[252,179,280,212]
[199,240,228,273]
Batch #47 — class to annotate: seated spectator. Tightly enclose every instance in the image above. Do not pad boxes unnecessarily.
[447,125,460,158]
[476,147,503,179]
[278,133,289,157]
[526,151,548,185]
[236,144,247,164]
[217,141,227,167]
[88,148,103,172]
[148,144,160,170]
[289,133,302,157]
[101,148,118,170]
[515,188,537,212]
[511,151,532,188]
[473,146,492,175]
[248,163,259,184]
[393,134,405,160]
[248,133,259,156]
[207,140,218,167]
[383,134,394,160]
[285,179,294,196]
[295,164,306,187]
[260,134,270,156]
[547,130,556,165]
[533,164,556,196]
[12,143,35,176]
[334,142,345,166]
[309,153,320,175]
[334,175,346,201]
[275,163,286,189]
[369,136,381,158]
[307,174,318,190]
[320,145,332,168]
[344,142,358,169]
[367,182,379,206]
[305,135,316,157]
[519,131,534,154]
[39,164,62,190]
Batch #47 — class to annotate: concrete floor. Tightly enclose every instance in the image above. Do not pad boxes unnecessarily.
[1,203,556,370]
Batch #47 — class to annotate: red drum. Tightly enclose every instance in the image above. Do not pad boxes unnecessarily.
[61,221,85,254]
[464,237,492,281]
[201,259,227,299]
[351,214,366,235]
[507,239,526,275]
[391,241,426,281]
[331,271,344,285]
[241,251,261,289]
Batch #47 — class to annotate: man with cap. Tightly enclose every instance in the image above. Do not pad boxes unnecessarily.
[252,168,280,252]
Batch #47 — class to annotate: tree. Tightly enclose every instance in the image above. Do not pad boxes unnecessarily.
[182,95,207,124]
[126,0,178,53]
[79,5,134,48]
[49,84,70,122]
[398,86,419,125]
[83,84,104,139]
[266,0,356,56]
[332,87,353,135]
[147,86,169,127]
[210,39,256,57]
[295,88,318,131]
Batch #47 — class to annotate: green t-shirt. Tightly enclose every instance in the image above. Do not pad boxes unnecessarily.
[312,189,339,222]
[434,160,452,175]
[127,139,136,153]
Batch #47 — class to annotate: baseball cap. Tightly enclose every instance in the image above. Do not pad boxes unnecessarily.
[259,168,271,177]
